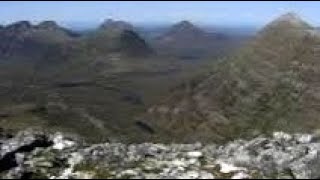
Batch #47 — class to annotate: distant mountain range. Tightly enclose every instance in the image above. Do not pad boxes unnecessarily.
[0,18,251,62]
[0,20,153,61]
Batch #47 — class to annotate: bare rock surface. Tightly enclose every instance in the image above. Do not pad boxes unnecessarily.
[1,130,320,179]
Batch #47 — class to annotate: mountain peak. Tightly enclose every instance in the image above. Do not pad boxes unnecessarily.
[99,19,134,32]
[175,20,194,28]
[164,20,205,38]
[266,12,312,29]
[277,12,301,21]
[6,21,33,31]
[171,21,202,32]
[36,21,79,38]
[37,21,60,30]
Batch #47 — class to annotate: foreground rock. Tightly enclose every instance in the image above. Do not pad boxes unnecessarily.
[1,130,320,179]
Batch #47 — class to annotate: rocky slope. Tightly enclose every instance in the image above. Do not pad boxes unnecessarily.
[1,129,320,179]
[139,13,320,143]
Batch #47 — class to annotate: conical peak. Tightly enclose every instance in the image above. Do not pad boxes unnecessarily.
[277,12,301,21]
[267,12,312,29]
[37,21,60,29]
[173,21,198,30]
[100,19,134,31]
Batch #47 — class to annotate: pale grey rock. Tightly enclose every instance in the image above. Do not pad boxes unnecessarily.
[2,130,320,179]
[290,144,320,179]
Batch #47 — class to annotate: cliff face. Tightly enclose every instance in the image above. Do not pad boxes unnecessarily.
[1,129,320,179]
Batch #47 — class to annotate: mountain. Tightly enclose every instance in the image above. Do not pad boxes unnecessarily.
[84,30,154,58]
[263,13,312,31]
[36,21,80,37]
[152,21,236,59]
[158,21,210,42]
[0,19,153,67]
[99,19,134,32]
[138,13,320,143]
[84,20,153,57]
[0,21,76,60]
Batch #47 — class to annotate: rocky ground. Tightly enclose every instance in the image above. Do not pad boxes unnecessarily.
[1,129,320,179]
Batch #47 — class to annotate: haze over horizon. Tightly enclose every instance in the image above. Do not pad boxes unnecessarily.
[0,1,320,29]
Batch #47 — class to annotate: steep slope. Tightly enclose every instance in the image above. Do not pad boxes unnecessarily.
[139,13,320,143]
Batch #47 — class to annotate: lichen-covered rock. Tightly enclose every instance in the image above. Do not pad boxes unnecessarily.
[1,130,320,179]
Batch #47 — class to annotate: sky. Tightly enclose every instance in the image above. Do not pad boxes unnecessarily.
[0,1,319,28]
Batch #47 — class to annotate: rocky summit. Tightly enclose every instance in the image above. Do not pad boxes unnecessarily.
[1,129,320,179]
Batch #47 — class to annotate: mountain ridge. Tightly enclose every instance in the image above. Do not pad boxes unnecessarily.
[0,19,153,60]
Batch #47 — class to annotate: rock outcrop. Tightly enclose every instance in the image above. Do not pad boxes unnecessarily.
[1,130,320,179]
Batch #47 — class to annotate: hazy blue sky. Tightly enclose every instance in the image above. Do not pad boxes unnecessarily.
[0,1,319,27]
